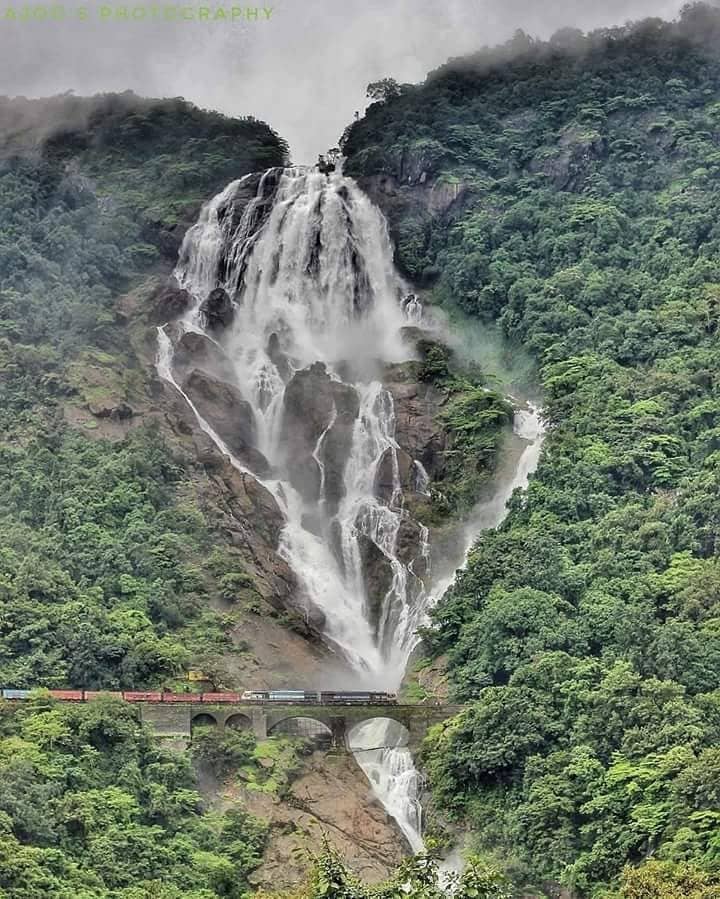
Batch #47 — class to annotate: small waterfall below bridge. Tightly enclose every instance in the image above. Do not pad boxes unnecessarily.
[156,164,544,859]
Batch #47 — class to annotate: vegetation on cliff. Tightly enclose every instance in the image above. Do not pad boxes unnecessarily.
[0,695,267,898]
[342,4,720,896]
[0,93,288,689]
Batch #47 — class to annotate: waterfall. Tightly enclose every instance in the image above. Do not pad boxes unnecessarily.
[156,164,545,860]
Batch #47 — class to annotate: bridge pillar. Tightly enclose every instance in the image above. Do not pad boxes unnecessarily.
[328,716,347,750]
[251,708,268,741]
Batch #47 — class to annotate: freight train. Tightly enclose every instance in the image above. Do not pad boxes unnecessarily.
[0,688,398,705]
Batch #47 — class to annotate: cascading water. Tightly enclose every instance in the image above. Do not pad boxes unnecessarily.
[156,164,544,859]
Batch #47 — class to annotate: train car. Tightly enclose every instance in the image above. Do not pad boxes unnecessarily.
[161,693,197,702]
[83,691,123,700]
[123,691,162,702]
[320,691,397,704]
[49,689,84,701]
[200,692,242,703]
[241,690,269,701]
[2,689,31,700]
[269,690,319,703]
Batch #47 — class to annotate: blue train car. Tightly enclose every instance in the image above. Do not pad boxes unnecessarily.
[2,689,31,700]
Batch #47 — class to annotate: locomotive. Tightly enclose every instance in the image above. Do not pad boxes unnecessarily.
[0,688,398,705]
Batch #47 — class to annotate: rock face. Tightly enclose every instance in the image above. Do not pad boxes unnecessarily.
[357,534,394,638]
[281,363,359,508]
[384,368,448,481]
[172,330,237,384]
[374,446,414,504]
[181,369,270,477]
[238,752,408,891]
[529,124,608,191]
[149,282,191,323]
[200,287,234,332]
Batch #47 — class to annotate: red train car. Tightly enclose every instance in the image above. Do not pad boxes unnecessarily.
[49,690,83,701]
[201,692,242,703]
[123,691,162,702]
[162,693,197,702]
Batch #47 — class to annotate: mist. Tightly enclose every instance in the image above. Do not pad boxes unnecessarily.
[0,0,685,162]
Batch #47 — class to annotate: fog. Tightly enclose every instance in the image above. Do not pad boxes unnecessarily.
[0,0,686,161]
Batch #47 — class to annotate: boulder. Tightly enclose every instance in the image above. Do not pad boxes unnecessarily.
[182,369,270,477]
[172,330,236,384]
[200,287,234,332]
[150,283,191,323]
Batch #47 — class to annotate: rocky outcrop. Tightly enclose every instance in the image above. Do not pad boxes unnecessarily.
[238,752,408,890]
[321,381,360,515]
[281,363,359,507]
[384,367,448,480]
[149,282,191,323]
[182,369,270,476]
[266,332,293,383]
[529,124,608,191]
[374,446,414,505]
[200,287,234,332]
[172,330,237,384]
[357,535,393,639]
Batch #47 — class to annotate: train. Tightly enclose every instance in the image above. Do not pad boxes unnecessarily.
[0,688,398,705]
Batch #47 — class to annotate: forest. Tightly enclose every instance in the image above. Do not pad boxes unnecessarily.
[7,2,720,895]
[340,3,720,897]
[0,94,288,688]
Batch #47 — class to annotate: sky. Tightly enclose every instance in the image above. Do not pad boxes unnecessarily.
[0,0,687,162]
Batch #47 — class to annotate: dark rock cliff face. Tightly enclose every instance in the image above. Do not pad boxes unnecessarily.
[280,362,360,509]
[172,330,237,385]
[384,363,449,480]
[181,369,271,477]
[200,287,234,332]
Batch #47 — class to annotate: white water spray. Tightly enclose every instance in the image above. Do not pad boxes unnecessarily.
[156,164,544,859]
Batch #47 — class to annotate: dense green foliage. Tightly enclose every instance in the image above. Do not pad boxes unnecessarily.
[343,4,720,896]
[0,695,267,898]
[0,94,287,688]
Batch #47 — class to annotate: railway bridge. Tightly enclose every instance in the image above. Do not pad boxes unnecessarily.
[139,701,463,752]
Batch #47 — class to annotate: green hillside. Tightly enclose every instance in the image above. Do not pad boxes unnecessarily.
[342,4,720,897]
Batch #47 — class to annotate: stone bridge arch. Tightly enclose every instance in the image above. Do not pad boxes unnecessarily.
[267,715,333,747]
[225,713,252,731]
[191,712,218,732]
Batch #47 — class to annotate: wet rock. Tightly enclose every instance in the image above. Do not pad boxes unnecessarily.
[200,287,234,332]
[150,282,191,323]
[396,517,429,576]
[374,446,414,505]
[386,379,448,480]
[172,331,236,384]
[322,382,360,515]
[267,332,293,383]
[281,362,358,506]
[221,463,286,548]
[357,534,394,638]
[182,369,270,476]
[529,124,608,191]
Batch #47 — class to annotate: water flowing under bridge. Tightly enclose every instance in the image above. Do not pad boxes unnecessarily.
[139,701,463,751]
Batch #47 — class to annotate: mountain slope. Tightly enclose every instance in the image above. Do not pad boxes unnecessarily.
[341,5,720,897]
